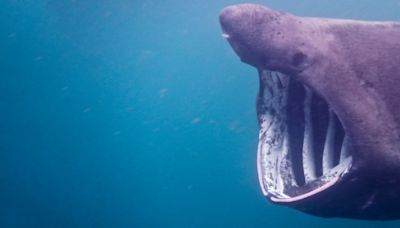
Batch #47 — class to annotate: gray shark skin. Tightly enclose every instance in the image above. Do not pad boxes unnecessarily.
[220,4,400,220]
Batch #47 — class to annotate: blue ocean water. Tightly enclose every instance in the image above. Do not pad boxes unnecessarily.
[2,0,400,227]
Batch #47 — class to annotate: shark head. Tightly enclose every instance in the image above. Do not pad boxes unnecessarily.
[220,4,400,220]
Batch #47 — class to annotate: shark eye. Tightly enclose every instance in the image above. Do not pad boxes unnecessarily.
[292,52,307,67]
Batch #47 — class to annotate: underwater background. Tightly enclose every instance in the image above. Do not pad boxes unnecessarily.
[2,0,400,227]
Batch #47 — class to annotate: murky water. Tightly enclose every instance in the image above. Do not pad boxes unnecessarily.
[2,0,400,227]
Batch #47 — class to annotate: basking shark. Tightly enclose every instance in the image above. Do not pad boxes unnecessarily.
[219,4,400,220]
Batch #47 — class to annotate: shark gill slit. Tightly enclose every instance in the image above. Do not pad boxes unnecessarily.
[259,70,353,194]
[291,82,350,186]
[288,76,351,187]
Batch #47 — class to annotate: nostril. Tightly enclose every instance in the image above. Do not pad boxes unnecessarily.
[222,33,230,39]
[292,52,307,67]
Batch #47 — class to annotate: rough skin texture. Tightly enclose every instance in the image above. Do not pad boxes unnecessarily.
[220,4,400,220]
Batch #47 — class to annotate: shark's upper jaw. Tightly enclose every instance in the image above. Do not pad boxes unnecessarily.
[256,70,354,203]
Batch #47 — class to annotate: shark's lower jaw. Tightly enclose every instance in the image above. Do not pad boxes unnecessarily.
[256,70,354,203]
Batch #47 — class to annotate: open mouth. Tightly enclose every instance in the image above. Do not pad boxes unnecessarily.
[256,69,354,202]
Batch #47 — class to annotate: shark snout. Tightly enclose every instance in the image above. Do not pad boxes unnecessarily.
[219,4,265,38]
[219,5,241,36]
[219,4,290,69]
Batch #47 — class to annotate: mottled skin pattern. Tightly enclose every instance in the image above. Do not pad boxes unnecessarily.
[220,4,400,219]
